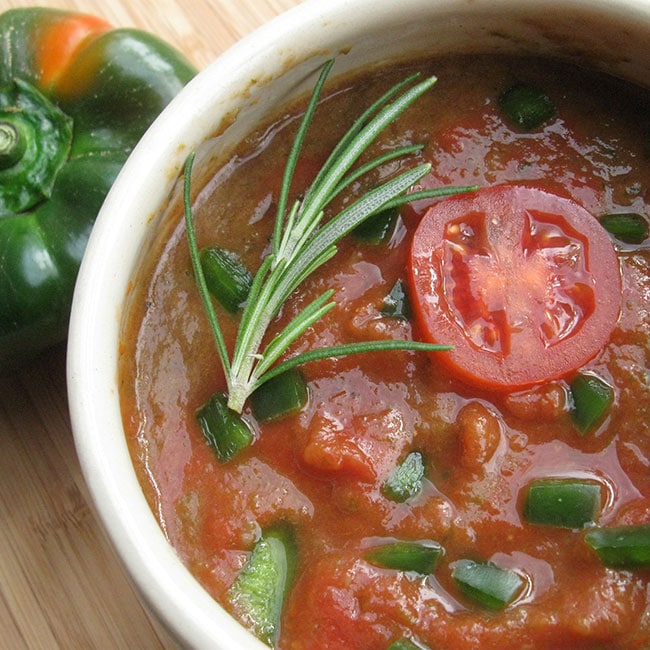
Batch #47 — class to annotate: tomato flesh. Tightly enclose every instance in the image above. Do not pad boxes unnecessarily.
[408,185,621,389]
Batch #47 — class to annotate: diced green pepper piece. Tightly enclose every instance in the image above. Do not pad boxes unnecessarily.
[382,451,425,502]
[452,559,524,610]
[498,82,556,130]
[365,540,444,574]
[381,279,412,320]
[585,524,650,568]
[524,478,601,529]
[227,525,297,646]
[599,213,649,245]
[196,391,254,462]
[570,373,614,434]
[251,368,308,422]
[199,245,253,313]
[387,638,430,650]
[353,206,398,244]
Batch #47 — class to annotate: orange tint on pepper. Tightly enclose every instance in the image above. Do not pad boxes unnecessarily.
[36,13,111,90]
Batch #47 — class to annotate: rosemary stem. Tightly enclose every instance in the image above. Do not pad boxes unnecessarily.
[183,153,233,394]
[184,60,466,419]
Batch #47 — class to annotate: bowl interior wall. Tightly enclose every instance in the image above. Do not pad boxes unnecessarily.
[191,0,650,202]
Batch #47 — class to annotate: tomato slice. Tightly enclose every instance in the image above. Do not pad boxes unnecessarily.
[408,185,621,389]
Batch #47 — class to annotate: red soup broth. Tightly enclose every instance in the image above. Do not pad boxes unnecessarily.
[119,55,650,649]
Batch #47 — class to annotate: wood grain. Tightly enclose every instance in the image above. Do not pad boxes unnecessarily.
[0,1,300,647]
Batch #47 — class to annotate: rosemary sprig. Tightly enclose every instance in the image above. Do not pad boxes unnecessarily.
[184,60,472,414]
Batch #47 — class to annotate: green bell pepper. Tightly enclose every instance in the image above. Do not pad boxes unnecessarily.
[0,8,196,368]
[365,539,444,574]
[451,559,525,610]
[228,525,298,646]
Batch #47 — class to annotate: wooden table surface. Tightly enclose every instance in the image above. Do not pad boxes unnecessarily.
[0,1,300,647]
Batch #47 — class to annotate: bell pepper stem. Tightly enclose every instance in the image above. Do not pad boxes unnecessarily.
[0,120,26,169]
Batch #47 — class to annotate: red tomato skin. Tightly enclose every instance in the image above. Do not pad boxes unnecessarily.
[408,185,622,390]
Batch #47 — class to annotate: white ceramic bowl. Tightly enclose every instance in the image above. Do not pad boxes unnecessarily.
[67,0,650,647]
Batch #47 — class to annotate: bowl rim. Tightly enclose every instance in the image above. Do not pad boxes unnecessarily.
[67,0,650,647]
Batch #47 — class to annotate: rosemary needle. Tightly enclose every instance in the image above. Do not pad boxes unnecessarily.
[184,59,472,415]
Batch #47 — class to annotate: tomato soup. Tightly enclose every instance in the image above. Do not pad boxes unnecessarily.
[119,55,650,649]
